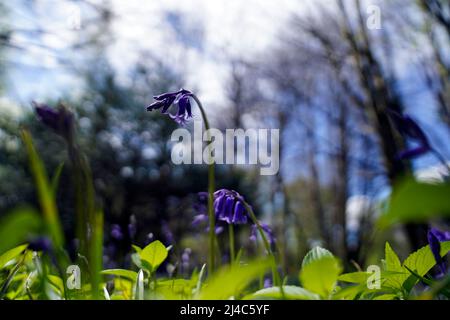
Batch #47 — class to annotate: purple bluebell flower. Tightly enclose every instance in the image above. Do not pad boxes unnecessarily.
[427,227,450,274]
[213,189,248,225]
[263,277,272,288]
[128,215,137,240]
[33,101,74,139]
[162,221,175,244]
[111,224,124,240]
[192,214,208,227]
[387,109,431,160]
[28,237,52,252]
[147,89,193,125]
[250,222,276,244]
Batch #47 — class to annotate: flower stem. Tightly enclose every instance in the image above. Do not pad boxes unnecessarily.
[192,95,216,275]
[242,202,282,288]
[229,224,235,264]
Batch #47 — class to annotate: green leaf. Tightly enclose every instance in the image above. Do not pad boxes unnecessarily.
[338,272,370,284]
[300,256,342,298]
[198,259,271,300]
[301,247,334,268]
[21,130,64,248]
[139,240,168,273]
[383,242,405,289]
[403,241,450,281]
[379,178,450,227]
[101,269,138,281]
[89,209,104,299]
[245,286,320,300]
[134,269,144,300]
[0,245,28,269]
[0,208,42,255]
[385,242,402,272]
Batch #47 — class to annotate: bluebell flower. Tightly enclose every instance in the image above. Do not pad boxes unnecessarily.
[263,278,272,288]
[28,237,52,252]
[128,215,137,240]
[162,221,175,244]
[213,189,248,225]
[427,227,450,274]
[250,222,275,244]
[110,224,124,240]
[147,89,193,125]
[387,109,431,160]
[33,101,74,139]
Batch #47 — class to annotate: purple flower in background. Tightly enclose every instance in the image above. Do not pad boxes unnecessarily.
[28,237,52,252]
[387,109,431,160]
[110,224,124,240]
[250,222,276,244]
[162,221,175,244]
[263,278,272,288]
[213,189,249,225]
[33,101,74,139]
[427,227,450,274]
[128,215,137,240]
[147,89,193,125]
[192,214,208,227]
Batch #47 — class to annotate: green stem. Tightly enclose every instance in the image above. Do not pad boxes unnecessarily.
[243,202,283,292]
[229,224,235,264]
[192,95,216,275]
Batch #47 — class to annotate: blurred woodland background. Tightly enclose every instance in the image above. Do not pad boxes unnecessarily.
[0,0,449,274]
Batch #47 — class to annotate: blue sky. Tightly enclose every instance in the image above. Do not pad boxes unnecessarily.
[1,0,449,185]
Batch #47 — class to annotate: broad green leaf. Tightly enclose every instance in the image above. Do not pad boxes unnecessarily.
[379,178,450,227]
[198,259,271,300]
[384,242,404,289]
[0,208,42,255]
[301,246,334,268]
[101,269,138,281]
[131,245,142,253]
[300,256,342,298]
[139,240,168,273]
[245,285,320,300]
[338,272,370,284]
[21,130,64,247]
[402,241,450,281]
[0,245,28,269]
[385,242,402,272]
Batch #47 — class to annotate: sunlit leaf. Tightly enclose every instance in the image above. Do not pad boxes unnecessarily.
[379,178,450,227]
[300,256,342,298]
[0,208,42,255]
[301,246,334,268]
[245,285,320,300]
[139,240,168,273]
[198,259,270,300]
[0,245,28,270]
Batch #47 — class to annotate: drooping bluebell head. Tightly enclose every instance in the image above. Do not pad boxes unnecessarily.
[33,101,74,139]
[147,89,193,125]
[427,227,450,275]
[249,222,276,244]
[213,189,249,225]
[387,109,431,160]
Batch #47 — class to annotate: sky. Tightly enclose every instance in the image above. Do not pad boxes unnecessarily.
[2,0,304,110]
